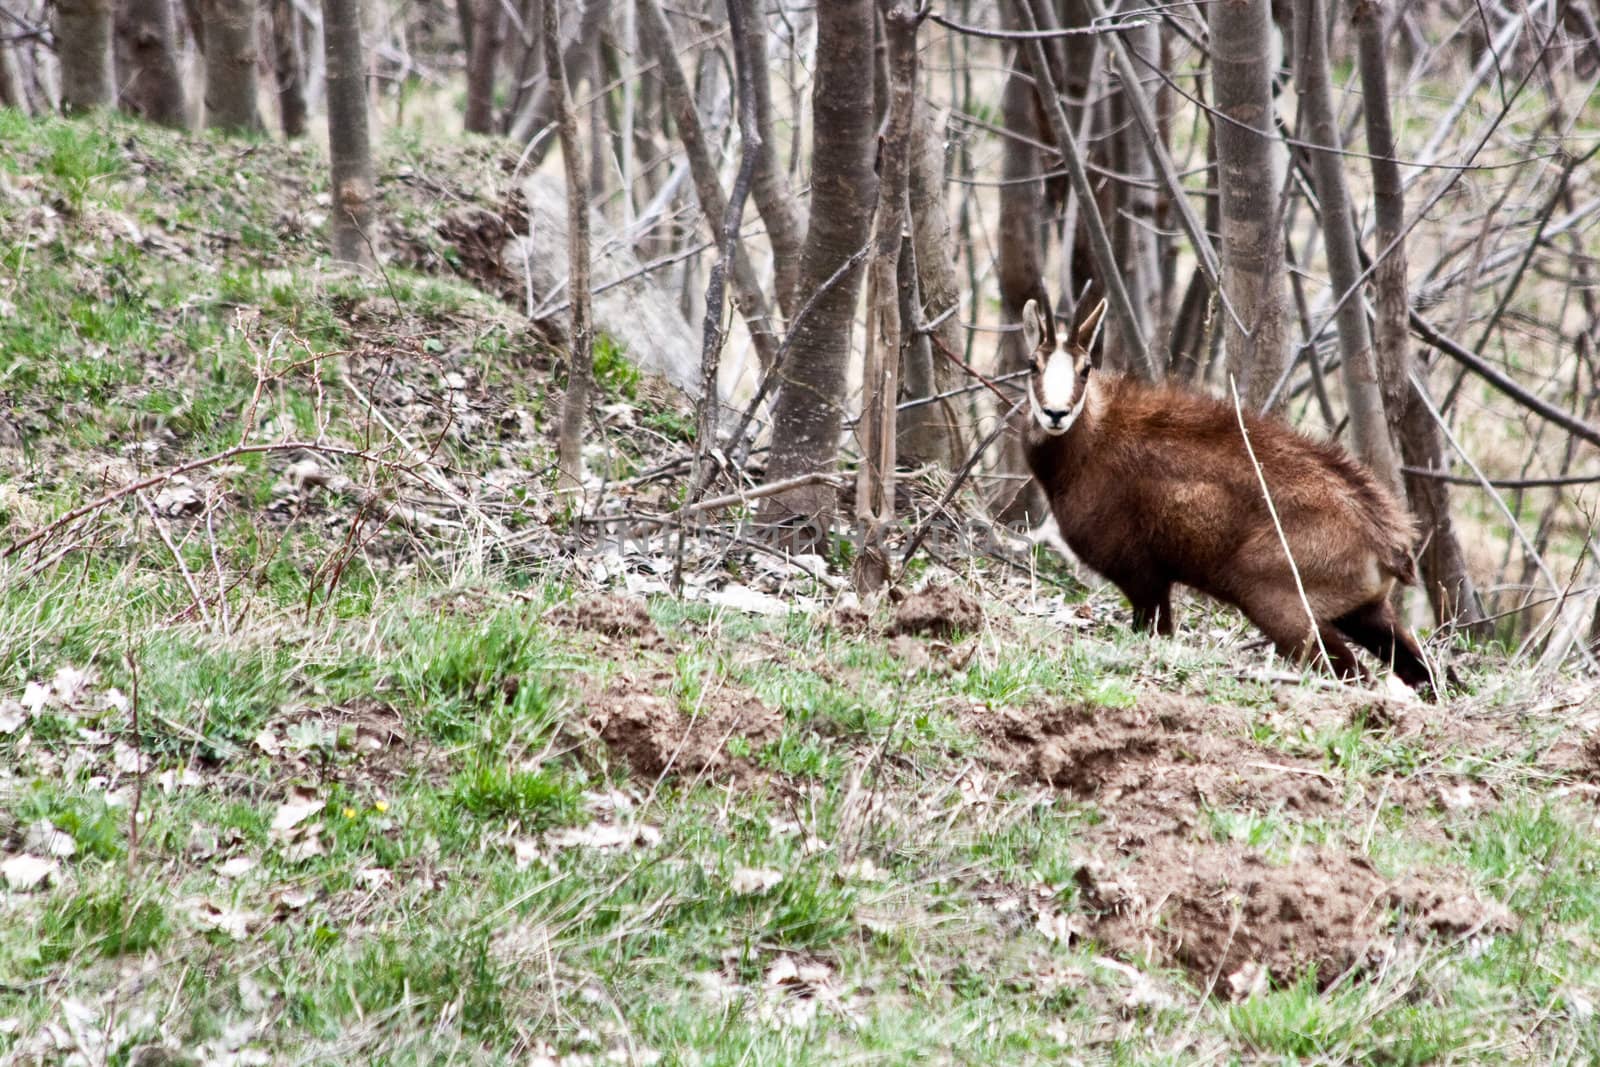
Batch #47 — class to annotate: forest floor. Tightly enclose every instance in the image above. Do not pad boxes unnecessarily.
[4,112,1600,1066]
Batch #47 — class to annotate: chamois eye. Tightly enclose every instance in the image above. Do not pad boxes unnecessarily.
[1078,365,1090,381]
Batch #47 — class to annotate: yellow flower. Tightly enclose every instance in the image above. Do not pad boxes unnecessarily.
[342,806,357,819]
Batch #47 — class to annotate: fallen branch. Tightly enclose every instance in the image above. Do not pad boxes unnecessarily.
[5,441,426,562]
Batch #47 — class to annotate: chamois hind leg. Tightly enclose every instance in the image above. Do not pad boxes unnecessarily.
[1239,591,1367,682]
[1123,581,1175,637]
[1332,598,1438,696]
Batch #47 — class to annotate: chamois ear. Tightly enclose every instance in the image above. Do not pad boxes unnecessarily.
[1022,299,1046,356]
[1076,299,1107,351]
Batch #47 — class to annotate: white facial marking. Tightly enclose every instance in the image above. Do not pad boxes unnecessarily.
[1030,349,1086,435]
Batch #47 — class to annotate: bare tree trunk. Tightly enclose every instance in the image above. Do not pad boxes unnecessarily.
[1292,0,1401,494]
[321,0,376,266]
[509,0,606,156]
[637,0,779,371]
[1013,0,1151,374]
[689,0,762,501]
[992,21,1051,524]
[463,0,502,134]
[200,0,262,132]
[1353,0,1488,634]
[901,95,966,470]
[758,0,876,537]
[269,0,306,136]
[1211,0,1289,409]
[733,0,804,320]
[854,0,917,591]
[116,0,188,126]
[1111,15,1160,361]
[546,0,593,494]
[0,44,27,113]
[56,0,115,112]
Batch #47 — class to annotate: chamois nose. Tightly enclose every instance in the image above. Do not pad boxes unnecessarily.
[1040,407,1068,426]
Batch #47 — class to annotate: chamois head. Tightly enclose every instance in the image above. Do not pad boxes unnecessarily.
[1023,297,1105,436]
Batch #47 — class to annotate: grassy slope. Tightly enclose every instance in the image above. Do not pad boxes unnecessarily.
[2,111,1599,1065]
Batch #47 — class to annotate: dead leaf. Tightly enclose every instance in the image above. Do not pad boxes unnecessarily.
[704,584,790,617]
[23,819,76,859]
[187,898,257,940]
[277,887,313,909]
[0,700,26,734]
[729,867,784,895]
[1,854,57,891]
[355,867,392,889]
[253,728,282,756]
[546,822,662,851]
[217,856,257,879]
[270,789,324,834]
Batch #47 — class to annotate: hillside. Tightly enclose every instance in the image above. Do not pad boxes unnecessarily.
[3,113,1600,1065]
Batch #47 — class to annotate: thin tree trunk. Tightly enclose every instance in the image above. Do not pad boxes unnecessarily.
[0,43,27,113]
[116,0,188,126]
[509,0,606,156]
[901,95,966,470]
[1211,0,1289,409]
[636,0,780,371]
[733,0,805,319]
[201,0,262,132]
[321,0,377,266]
[993,18,1051,524]
[758,0,876,538]
[1012,0,1152,375]
[270,0,307,136]
[854,0,917,591]
[463,0,502,133]
[1353,0,1488,634]
[588,38,609,215]
[545,0,593,494]
[55,0,115,113]
[1292,0,1401,494]
[1111,15,1160,364]
[689,0,761,502]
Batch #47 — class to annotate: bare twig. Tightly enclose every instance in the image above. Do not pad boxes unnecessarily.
[1230,375,1332,670]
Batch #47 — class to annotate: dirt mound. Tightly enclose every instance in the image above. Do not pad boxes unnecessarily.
[977,695,1342,830]
[1387,875,1517,937]
[587,675,781,780]
[888,583,984,639]
[1079,843,1388,995]
[549,596,661,645]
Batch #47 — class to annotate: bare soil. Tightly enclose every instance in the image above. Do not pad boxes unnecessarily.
[583,670,781,781]
[975,695,1344,831]
[973,692,1516,993]
[548,595,663,647]
[1078,841,1389,995]
[887,583,985,639]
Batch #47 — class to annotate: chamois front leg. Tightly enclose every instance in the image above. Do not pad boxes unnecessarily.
[1124,582,1175,638]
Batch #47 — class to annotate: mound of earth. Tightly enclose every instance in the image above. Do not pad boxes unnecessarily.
[549,595,661,645]
[888,583,984,639]
[1077,843,1388,995]
[976,695,1343,833]
[585,674,781,780]
[976,693,1516,992]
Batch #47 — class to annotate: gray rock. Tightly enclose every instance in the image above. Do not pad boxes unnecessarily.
[510,174,709,400]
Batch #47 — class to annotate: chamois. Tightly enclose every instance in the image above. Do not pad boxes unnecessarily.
[1021,296,1438,695]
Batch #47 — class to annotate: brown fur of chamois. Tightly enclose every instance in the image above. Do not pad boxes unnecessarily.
[1020,297,1438,695]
